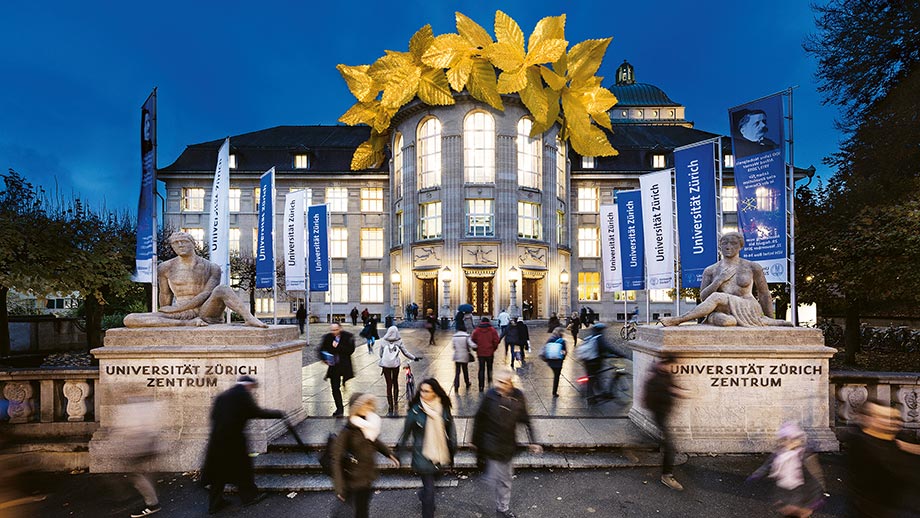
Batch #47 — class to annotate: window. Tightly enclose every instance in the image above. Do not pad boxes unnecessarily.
[253,187,261,212]
[577,187,599,213]
[466,199,494,237]
[182,188,205,212]
[393,133,403,199]
[360,228,384,258]
[517,201,542,239]
[290,187,313,206]
[464,111,495,183]
[614,291,638,301]
[251,228,258,255]
[577,272,600,301]
[417,118,442,189]
[361,273,384,303]
[721,186,738,213]
[180,227,205,248]
[325,273,348,303]
[394,211,403,245]
[557,210,566,244]
[650,289,673,302]
[229,188,241,213]
[578,227,599,257]
[229,228,241,254]
[326,187,348,213]
[229,154,238,169]
[419,202,442,239]
[255,297,274,314]
[330,227,348,258]
[361,188,384,212]
[582,156,595,169]
[517,118,541,189]
[724,154,735,168]
[556,137,566,198]
[294,154,309,169]
[756,186,776,211]
[652,154,666,169]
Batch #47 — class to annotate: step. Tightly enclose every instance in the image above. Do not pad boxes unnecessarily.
[255,473,460,492]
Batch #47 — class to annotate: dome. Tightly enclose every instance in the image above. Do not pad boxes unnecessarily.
[609,82,681,107]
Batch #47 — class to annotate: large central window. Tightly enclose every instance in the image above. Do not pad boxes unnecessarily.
[417,118,442,189]
[518,201,542,239]
[419,201,442,239]
[577,187,599,213]
[326,187,348,213]
[464,111,495,183]
[556,137,566,199]
[517,118,542,189]
[467,199,494,237]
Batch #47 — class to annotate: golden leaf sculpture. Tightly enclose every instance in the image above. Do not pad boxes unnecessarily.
[337,10,618,170]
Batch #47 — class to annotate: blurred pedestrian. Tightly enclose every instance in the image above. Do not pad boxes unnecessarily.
[361,308,370,326]
[361,316,379,354]
[568,311,581,344]
[577,323,615,403]
[425,309,438,345]
[546,313,560,333]
[377,325,420,416]
[295,304,307,335]
[497,309,511,343]
[332,394,399,518]
[463,311,475,335]
[319,322,356,417]
[201,376,285,514]
[505,317,530,369]
[451,325,476,391]
[398,379,457,518]
[471,317,500,392]
[350,306,359,326]
[112,396,164,517]
[540,327,568,398]
[472,368,541,518]
[642,355,687,491]
[748,422,826,517]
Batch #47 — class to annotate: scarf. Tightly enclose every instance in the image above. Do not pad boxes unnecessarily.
[350,412,382,442]
[770,448,804,490]
[420,399,450,466]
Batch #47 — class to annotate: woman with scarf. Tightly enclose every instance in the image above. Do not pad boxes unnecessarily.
[377,325,421,416]
[748,422,826,517]
[397,378,457,518]
[331,393,399,518]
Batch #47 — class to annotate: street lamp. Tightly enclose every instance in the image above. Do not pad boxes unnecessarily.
[439,266,452,319]
[508,266,521,318]
[391,269,402,319]
[559,269,570,318]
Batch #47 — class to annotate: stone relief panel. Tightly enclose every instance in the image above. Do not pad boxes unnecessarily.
[461,244,498,267]
[517,245,547,268]
[896,385,919,424]
[412,245,443,269]
[836,384,868,421]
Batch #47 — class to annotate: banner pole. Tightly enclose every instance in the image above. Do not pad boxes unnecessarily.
[151,88,158,313]
[271,172,278,325]
[303,192,309,334]
[672,170,680,318]
[716,138,724,238]
[328,204,332,324]
[787,87,797,325]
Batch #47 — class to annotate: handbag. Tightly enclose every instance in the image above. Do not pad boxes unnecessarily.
[467,351,475,363]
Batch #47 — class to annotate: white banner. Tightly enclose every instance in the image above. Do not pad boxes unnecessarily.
[600,204,623,292]
[208,138,230,285]
[640,169,675,289]
[284,190,307,291]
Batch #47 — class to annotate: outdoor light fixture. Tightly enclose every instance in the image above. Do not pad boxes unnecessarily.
[391,269,401,284]
[560,269,570,284]
[507,265,521,285]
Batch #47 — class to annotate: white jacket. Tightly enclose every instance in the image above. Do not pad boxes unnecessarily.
[451,331,476,363]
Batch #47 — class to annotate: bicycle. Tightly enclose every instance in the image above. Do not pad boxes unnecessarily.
[404,361,416,403]
[576,357,631,405]
[815,318,843,348]
[620,320,637,341]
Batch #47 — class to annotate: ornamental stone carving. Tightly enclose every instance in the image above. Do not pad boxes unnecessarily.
[896,386,919,424]
[63,380,92,422]
[2,381,35,424]
[836,384,868,422]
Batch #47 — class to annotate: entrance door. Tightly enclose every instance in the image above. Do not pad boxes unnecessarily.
[521,278,540,319]
[466,277,493,316]
[421,278,438,317]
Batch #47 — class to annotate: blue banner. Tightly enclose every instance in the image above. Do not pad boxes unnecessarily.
[134,90,156,283]
[674,142,718,288]
[729,94,787,282]
[616,190,645,290]
[308,204,329,292]
[255,168,274,288]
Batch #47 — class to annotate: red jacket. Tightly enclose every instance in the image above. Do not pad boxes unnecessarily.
[471,322,500,357]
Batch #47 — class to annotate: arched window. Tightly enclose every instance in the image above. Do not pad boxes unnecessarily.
[417,118,441,189]
[517,118,541,189]
[555,136,566,199]
[464,111,495,183]
[393,133,403,199]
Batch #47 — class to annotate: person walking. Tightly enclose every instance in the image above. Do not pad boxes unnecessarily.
[471,317,500,392]
[201,376,285,514]
[350,306,360,327]
[318,323,356,417]
[497,309,511,345]
[472,368,542,518]
[361,308,370,327]
[332,393,399,518]
[113,396,164,517]
[642,355,687,491]
[361,316,379,354]
[546,313,560,333]
[425,309,438,345]
[451,326,476,391]
[463,311,475,335]
[748,422,826,518]
[398,379,457,518]
[454,309,467,332]
[540,327,568,398]
[295,304,307,335]
[377,326,421,416]
[567,312,582,345]
[578,323,616,403]
[505,318,530,369]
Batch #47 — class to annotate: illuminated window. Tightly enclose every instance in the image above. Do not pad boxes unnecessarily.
[229,228,241,254]
[577,187,599,213]
[556,137,566,198]
[394,211,403,245]
[253,187,261,212]
[652,154,666,169]
[517,118,541,189]
[325,273,348,303]
[361,273,384,303]
[180,227,205,248]
[614,291,638,301]
[467,199,494,237]
[557,210,566,244]
[417,118,442,189]
[361,228,384,258]
[578,227,599,257]
[326,187,348,213]
[464,111,495,183]
[577,272,600,301]
[229,188,241,213]
[251,228,258,255]
[361,188,384,212]
[650,289,673,302]
[229,154,238,169]
[294,154,309,169]
[582,156,595,169]
[724,154,735,168]
[517,201,542,239]
[330,227,348,258]
[419,202,442,239]
[182,188,205,212]
[721,186,738,213]
[290,187,313,205]
[756,187,776,211]
[393,133,403,199]
[255,297,274,314]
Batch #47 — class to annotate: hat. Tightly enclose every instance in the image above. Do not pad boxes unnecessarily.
[777,421,805,441]
[481,316,490,322]
[237,375,257,385]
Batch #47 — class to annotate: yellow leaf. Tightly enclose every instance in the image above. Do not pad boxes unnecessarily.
[494,10,524,52]
[380,64,421,109]
[446,55,473,91]
[567,38,611,86]
[422,33,469,68]
[467,58,503,110]
[336,64,379,103]
[530,14,566,47]
[562,91,617,157]
[590,110,612,131]
[540,65,566,91]
[525,38,568,66]
[582,85,618,117]
[497,67,527,94]
[372,106,397,133]
[519,68,548,122]
[418,68,455,105]
[553,51,568,78]
[368,51,413,83]
[456,12,493,49]
[338,101,379,127]
[530,88,561,136]
[409,25,435,61]
[487,41,525,71]
[351,140,376,170]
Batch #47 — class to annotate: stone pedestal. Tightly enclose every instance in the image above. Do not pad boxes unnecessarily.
[628,325,839,453]
[89,325,305,472]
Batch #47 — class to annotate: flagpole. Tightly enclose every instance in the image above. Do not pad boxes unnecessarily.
[271,170,278,325]
[787,87,797,325]
[151,88,159,312]
[671,169,680,317]
[327,204,333,324]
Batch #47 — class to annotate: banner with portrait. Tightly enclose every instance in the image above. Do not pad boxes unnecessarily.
[639,169,675,289]
[674,142,718,288]
[208,138,231,285]
[283,190,307,291]
[599,204,623,292]
[134,90,156,283]
[308,204,330,292]
[615,190,645,290]
[255,167,274,289]
[728,94,787,283]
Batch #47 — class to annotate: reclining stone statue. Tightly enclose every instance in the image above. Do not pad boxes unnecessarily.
[659,232,792,327]
[123,232,269,328]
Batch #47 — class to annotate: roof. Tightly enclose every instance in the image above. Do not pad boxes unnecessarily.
[608,82,681,107]
[572,125,724,172]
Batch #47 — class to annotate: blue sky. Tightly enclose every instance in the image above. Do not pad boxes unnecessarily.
[0,0,839,213]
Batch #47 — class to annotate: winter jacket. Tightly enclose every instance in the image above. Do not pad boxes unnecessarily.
[462,313,475,334]
[331,421,394,495]
[472,387,535,462]
[451,331,476,363]
[454,311,467,331]
[377,337,417,368]
[471,322,500,357]
[397,402,457,475]
[504,322,530,346]
[643,364,677,417]
[318,331,356,381]
[540,337,567,370]
[546,316,560,333]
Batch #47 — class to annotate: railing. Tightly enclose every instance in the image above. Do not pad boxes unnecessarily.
[0,368,98,427]
[830,371,920,430]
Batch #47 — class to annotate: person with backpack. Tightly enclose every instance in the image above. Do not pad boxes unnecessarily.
[397,379,457,518]
[451,325,476,392]
[575,323,614,404]
[471,317,500,392]
[540,327,568,398]
[361,316,379,354]
[747,422,826,517]
[331,393,399,518]
[377,326,421,416]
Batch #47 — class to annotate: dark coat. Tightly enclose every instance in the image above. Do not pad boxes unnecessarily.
[454,311,467,331]
[397,402,457,474]
[331,421,394,495]
[472,387,535,462]
[201,384,284,485]
[471,322,500,357]
[361,320,379,340]
[318,331,356,381]
[504,322,530,346]
[643,364,677,418]
[547,316,560,332]
[295,306,307,323]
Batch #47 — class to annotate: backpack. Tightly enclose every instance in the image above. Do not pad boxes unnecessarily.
[380,341,401,365]
[542,339,564,360]
[574,334,599,361]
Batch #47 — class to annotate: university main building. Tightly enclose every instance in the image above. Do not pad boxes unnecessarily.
[159,62,743,323]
